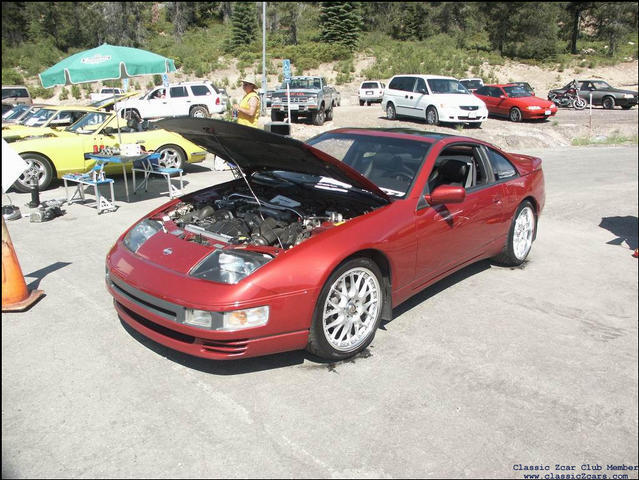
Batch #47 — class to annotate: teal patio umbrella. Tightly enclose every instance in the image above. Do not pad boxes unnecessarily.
[39,43,176,88]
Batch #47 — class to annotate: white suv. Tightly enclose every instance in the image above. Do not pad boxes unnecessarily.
[115,81,226,121]
[359,81,385,105]
[382,74,488,127]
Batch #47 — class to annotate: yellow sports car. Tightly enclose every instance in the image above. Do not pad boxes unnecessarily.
[2,105,102,139]
[3,93,139,140]
[10,111,207,192]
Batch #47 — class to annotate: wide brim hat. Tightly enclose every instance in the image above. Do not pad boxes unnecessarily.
[240,77,257,87]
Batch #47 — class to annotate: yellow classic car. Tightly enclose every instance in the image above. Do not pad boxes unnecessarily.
[2,105,103,139]
[10,111,207,192]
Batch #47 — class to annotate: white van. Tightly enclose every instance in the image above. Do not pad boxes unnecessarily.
[382,74,488,127]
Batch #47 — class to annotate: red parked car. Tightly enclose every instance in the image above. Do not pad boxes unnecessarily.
[474,84,557,122]
[106,119,545,361]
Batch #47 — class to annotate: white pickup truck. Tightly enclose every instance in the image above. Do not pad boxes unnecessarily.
[89,88,124,102]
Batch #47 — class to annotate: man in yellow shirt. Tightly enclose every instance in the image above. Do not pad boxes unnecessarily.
[232,77,261,128]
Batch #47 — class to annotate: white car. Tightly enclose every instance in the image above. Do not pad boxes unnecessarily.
[89,87,125,102]
[359,80,385,105]
[115,81,226,121]
[382,74,488,127]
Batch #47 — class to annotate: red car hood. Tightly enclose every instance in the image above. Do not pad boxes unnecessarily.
[154,118,390,202]
[513,95,554,108]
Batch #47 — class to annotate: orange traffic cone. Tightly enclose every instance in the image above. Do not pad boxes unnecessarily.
[2,216,44,311]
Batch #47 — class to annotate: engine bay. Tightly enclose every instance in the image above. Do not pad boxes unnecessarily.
[159,176,382,250]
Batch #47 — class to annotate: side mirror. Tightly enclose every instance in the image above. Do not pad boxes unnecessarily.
[424,185,466,205]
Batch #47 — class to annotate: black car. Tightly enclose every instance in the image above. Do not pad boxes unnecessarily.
[548,80,638,110]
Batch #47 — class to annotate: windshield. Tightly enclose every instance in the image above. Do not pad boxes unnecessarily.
[23,108,56,126]
[66,111,111,134]
[503,85,531,98]
[2,104,30,120]
[288,78,320,89]
[306,132,431,198]
[427,79,469,94]
[461,80,483,90]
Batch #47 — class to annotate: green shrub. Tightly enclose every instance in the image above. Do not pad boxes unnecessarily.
[29,86,55,100]
[59,87,69,100]
[71,84,81,100]
[153,75,162,86]
[146,81,154,90]
[1,68,24,85]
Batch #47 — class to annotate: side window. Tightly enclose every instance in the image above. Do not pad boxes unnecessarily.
[487,148,517,180]
[414,78,428,94]
[190,85,212,96]
[16,88,29,98]
[169,86,188,98]
[475,86,489,96]
[490,87,502,97]
[389,77,402,90]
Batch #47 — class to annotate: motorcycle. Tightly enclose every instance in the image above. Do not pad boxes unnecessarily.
[548,86,587,110]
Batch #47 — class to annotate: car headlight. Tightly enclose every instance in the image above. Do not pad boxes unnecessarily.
[190,249,272,284]
[184,306,269,331]
[123,219,162,252]
[527,106,542,110]
[623,94,634,99]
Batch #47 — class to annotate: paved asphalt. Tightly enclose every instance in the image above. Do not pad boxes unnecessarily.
[2,146,637,478]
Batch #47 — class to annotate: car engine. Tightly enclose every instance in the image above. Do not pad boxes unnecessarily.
[166,192,359,249]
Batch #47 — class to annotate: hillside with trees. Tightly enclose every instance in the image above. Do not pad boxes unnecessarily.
[2,1,637,100]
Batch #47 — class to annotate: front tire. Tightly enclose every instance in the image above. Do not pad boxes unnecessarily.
[573,97,587,110]
[13,153,54,193]
[494,201,537,266]
[156,144,186,171]
[312,106,325,126]
[602,96,615,110]
[307,257,384,361]
[426,106,439,125]
[509,107,522,122]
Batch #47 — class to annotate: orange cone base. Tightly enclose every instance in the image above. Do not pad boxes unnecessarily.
[2,288,44,312]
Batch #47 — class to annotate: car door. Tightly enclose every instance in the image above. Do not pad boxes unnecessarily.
[408,77,429,119]
[475,86,496,115]
[492,87,510,116]
[394,77,417,117]
[413,142,506,286]
[166,86,190,117]
[143,87,168,117]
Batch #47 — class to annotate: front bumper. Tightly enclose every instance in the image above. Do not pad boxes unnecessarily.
[106,259,313,360]
[440,106,488,123]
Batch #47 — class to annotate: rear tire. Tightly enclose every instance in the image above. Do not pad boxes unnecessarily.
[602,96,615,110]
[190,106,209,118]
[359,99,365,106]
[307,257,384,361]
[494,201,537,266]
[326,107,333,121]
[13,153,54,193]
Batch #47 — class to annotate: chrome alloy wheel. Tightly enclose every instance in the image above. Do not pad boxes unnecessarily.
[322,267,381,352]
[19,158,46,188]
[158,147,181,169]
[513,205,535,260]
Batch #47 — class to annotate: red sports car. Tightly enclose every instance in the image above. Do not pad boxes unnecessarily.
[106,119,545,361]
[474,84,557,122]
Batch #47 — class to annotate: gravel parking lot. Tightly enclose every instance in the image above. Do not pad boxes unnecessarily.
[2,141,637,478]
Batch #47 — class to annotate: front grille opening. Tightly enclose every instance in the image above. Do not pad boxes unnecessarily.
[118,301,195,344]
[111,281,177,320]
[201,339,249,354]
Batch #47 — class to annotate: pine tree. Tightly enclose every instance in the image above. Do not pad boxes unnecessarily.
[230,2,257,51]
[319,2,361,51]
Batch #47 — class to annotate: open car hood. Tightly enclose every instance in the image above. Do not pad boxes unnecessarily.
[154,118,390,202]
